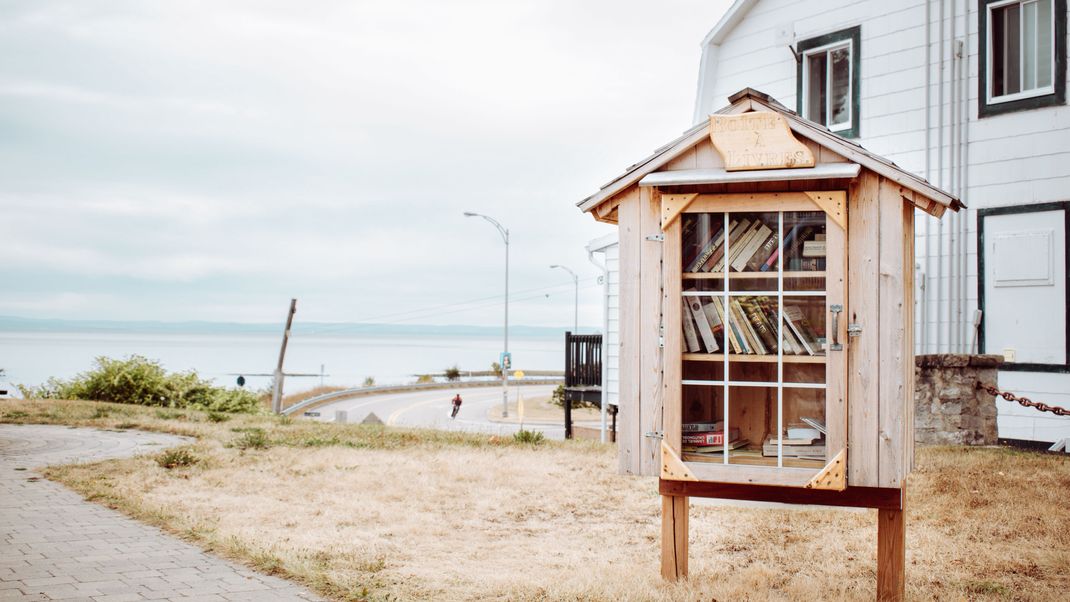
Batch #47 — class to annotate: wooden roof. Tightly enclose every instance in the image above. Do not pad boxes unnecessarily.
[577,88,963,220]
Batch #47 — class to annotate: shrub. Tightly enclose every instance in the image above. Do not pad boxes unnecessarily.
[362,376,376,387]
[444,365,461,381]
[415,374,433,384]
[31,356,260,414]
[513,429,545,445]
[234,428,270,450]
[157,448,198,469]
[206,411,230,423]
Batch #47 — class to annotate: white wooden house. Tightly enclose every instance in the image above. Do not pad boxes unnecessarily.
[584,1,1069,472]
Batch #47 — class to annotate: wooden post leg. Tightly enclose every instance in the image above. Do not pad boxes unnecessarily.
[877,507,905,601]
[660,494,688,580]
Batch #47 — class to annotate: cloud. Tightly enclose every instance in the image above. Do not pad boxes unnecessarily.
[0,0,733,326]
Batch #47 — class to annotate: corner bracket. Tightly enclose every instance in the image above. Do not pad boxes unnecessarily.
[660,440,698,482]
[805,448,847,491]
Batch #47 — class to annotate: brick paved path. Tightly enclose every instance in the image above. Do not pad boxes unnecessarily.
[0,424,322,601]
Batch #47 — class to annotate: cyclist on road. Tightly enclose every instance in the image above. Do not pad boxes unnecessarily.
[450,393,463,419]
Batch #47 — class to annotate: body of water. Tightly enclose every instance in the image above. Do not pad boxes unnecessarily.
[0,330,564,394]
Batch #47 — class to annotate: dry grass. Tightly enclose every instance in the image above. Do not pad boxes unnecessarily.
[4,398,1069,601]
[487,394,602,424]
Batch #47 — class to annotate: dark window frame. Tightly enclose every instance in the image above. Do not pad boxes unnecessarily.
[978,0,1067,117]
[795,25,862,139]
[977,201,1070,373]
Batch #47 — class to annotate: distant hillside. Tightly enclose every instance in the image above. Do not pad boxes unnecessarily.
[0,316,598,339]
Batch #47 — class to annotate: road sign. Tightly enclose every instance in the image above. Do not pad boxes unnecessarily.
[513,370,525,379]
[500,352,512,371]
[236,375,246,387]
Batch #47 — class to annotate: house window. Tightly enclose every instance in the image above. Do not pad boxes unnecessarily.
[796,26,861,138]
[980,0,1066,116]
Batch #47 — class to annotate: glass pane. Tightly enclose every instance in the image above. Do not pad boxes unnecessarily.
[1037,0,1053,88]
[681,295,726,355]
[1006,4,1022,95]
[829,46,851,126]
[783,210,826,293]
[728,212,778,273]
[777,387,826,468]
[782,296,827,360]
[993,6,1006,96]
[806,52,827,124]
[681,384,723,434]
[1024,0,1037,90]
[725,383,772,465]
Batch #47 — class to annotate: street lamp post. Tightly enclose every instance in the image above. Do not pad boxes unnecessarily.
[549,264,579,334]
[464,211,510,418]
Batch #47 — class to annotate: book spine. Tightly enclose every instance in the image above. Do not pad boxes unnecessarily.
[760,224,800,272]
[685,224,725,273]
[680,300,702,352]
[711,298,741,354]
[746,230,780,271]
[731,224,772,272]
[730,300,763,354]
[701,219,744,272]
[742,299,778,354]
[687,297,719,353]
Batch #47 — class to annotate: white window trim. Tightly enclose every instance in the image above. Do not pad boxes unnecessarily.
[800,39,854,133]
[986,0,1057,105]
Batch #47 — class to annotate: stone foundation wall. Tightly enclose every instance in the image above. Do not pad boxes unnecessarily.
[915,354,1003,445]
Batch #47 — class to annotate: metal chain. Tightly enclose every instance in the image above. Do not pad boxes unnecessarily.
[976,382,1070,417]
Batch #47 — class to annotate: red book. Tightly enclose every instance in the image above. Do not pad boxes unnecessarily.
[681,428,741,447]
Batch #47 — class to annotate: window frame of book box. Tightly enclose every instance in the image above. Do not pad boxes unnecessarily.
[662,192,847,489]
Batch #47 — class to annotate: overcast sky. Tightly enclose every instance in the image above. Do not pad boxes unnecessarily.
[0,0,732,329]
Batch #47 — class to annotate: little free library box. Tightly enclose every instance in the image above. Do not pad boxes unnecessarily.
[576,89,962,599]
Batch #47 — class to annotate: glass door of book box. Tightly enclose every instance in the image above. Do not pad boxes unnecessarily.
[675,198,845,475]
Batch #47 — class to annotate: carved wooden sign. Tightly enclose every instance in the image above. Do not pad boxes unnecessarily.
[709,112,815,171]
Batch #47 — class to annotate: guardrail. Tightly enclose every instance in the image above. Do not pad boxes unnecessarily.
[280,378,563,416]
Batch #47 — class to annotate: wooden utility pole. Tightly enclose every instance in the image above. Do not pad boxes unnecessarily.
[271,298,297,414]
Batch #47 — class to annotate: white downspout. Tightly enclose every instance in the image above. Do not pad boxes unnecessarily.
[922,0,932,354]
[586,243,610,444]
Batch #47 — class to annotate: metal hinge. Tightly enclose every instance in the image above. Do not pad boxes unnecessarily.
[658,323,665,348]
[644,431,664,440]
[645,234,664,242]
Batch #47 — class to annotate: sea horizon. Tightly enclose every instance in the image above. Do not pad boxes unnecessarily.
[0,316,596,394]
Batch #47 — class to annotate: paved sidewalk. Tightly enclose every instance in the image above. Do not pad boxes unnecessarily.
[1,424,322,601]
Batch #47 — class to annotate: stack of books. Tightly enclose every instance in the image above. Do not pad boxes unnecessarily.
[683,217,828,274]
[680,422,746,455]
[681,296,824,356]
[762,418,826,459]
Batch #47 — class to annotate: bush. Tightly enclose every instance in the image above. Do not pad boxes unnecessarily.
[157,448,198,469]
[444,365,461,381]
[234,428,270,450]
[415,374,434,384]
[549,383,598,410]
[513,429,545,445]
[30,355,260,414]
[362,376,376,387]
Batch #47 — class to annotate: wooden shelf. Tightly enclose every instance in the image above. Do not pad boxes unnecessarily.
[682,452,825,469]
[683,271,826,280]
[683,353,826,364]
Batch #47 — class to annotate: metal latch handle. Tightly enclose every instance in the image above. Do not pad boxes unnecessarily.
[829,305,843,351]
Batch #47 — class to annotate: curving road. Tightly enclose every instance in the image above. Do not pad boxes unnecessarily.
[306,384,571,439]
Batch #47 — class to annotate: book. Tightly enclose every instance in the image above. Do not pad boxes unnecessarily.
[682,421,724,433]
[730,299,766,354]
[681,300,702,352]
[685,223,726,272]
[704,219,750,272]
[687,297,719,353]
[800,417,827,435]
[682,428,742,447]
[731,223,773,272]
[802,240,827,257]
[682,439,748,454]
[761,224,808,271]
[746,230,780,271]
[740,298,778,354]
[762,437,826,458]
[783,305,822,355]
[786,425,822,440]
[710,298,742,354]
[700,298,724,342]
[726,221,763,269]
[783,226,817,264]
